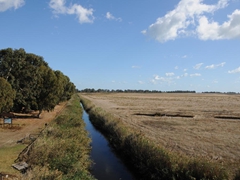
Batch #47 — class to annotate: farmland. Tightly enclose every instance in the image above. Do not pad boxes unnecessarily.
[80,93,240,176]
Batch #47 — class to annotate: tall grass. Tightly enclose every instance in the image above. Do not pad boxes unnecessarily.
[80,94,229,180]
[23,94,95,180]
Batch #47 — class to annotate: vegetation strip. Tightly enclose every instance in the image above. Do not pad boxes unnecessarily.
[80,94,231,180]
[21,94,95,180]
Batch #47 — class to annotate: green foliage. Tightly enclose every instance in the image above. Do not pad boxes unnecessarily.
[0,77,15,113]
[25,94,95,179]
[0,48,75,115]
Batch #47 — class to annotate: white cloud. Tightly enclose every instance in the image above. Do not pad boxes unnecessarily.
[154,75,164,81]
[138,81,144,84]
[0,0,25,12]
[228,67,240,73]
[175,66,179,70]
[106,12,122,22]
[190,73,201,77]
[49,0,94,24]
[142,0,237,42]
[166,72,175,77]
[132,65,141,69]
[194,63,204,69]
[197,9,240,40]
[205,62,226,69]
[182,55,187,58]
[152,75,173,85]
[183,69,188,72]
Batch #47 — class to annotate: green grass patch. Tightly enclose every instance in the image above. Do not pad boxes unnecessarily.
[0,144,26,175]
[80,94,229,180]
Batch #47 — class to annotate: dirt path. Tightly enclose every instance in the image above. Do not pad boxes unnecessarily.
[0,102,66,148]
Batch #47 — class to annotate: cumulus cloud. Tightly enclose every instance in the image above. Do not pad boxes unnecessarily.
[132,65,141,69]
[49,0,94,24]
[190,73,201,77]
[166,72,175,77]
[0,0,25,12]
[197,9,240,40]
[142,0,240,42]
[194,63,204,69]
[228,67,240,73]
[106,12,122,22]
[205,62,226,69]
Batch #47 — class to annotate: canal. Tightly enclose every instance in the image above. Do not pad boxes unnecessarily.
[81,104,136,180]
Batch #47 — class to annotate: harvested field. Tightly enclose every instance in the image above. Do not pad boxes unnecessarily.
[80,93,240,174]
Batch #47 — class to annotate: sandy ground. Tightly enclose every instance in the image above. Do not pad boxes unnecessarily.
[0,103,66,148]
[81,93,240,173]
[0,103,66,179]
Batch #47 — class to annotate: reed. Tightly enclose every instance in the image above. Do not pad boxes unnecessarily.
[23,94,95,180]
[80,94,229,180]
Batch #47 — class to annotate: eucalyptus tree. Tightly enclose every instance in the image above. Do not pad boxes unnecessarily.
[0,48,50,112]
[35,66,60,117]
[0,77,16,113]
[0,48,75,116]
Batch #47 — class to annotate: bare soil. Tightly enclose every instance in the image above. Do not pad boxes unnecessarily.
[0,103,66,148]
[0,103,66,177]
[81,93,240,173]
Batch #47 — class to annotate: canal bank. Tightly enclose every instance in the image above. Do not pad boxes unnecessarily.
[81,104,135,180]
[79,94,231,180]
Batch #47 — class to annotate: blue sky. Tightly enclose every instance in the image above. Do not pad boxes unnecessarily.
[1,0,240,92]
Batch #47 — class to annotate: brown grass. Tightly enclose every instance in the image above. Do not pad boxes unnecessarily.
[80,92,240,178]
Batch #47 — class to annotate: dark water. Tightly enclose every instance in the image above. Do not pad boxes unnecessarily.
[81,104,135,180]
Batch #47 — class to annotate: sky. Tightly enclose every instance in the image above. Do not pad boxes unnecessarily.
[1,0,240,92]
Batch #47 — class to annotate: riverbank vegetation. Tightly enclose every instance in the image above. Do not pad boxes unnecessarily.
[22,94,95,179]
[80,94,230,180]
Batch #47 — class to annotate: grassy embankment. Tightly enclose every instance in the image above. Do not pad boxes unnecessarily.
[22,94,95,180]
[80,94,235,180]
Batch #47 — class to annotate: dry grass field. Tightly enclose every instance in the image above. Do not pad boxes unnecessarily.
[81,93,240,174]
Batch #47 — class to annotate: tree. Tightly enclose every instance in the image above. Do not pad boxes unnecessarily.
[0,77,16,113]
[35,66,59,117]
[0,48,75,116]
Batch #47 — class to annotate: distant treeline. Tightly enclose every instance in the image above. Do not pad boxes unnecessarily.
[79,88,196,93]
[0,48,75,116]
[202,91,239,94]
[80,88,239,94]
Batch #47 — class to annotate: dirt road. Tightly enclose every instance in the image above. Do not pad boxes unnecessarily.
[0,103,66,148]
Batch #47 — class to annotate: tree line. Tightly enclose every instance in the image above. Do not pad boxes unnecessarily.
[79,88,196,93]
[0,48,75,117]
[80,89,239,94]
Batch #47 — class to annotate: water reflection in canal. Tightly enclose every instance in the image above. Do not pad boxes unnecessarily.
[81,104,135,180]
